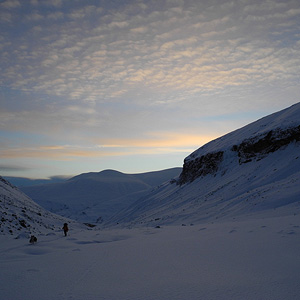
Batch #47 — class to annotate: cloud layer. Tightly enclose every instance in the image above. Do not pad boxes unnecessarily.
[1,0,300,178]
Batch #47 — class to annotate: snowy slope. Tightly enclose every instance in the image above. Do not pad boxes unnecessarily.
[186,102,300,161]
[21,168,181,223]
[0,176,79,237]
[107,103,300,227]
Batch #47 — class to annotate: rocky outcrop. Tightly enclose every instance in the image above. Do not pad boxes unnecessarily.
[178,125,300,185]
[178,151,224,185]
[0,176,72,237]
[232,125,300,164]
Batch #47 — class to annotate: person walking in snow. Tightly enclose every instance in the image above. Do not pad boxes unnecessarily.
[29,235,37,244]
[62,223,69,236]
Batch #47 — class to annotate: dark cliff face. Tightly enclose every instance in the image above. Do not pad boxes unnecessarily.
[178,151,224,185]
[178,125,300,185]
[232,125,300,164]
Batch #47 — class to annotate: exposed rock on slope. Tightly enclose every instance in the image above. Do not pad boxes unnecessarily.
[0,176,74,237]
[178,105,300,185]
[178,125,300,185]
[233,126,300,164]
[178,151,224,185]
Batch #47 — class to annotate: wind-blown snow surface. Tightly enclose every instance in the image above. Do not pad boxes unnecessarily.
[1,215,300,300]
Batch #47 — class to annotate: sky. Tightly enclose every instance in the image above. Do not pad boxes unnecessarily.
[0,0,299,179]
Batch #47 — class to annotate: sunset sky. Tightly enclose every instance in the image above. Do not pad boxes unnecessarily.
[1,0,299,179]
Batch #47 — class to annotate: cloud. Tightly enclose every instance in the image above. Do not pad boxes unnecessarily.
[49,0,62,7]
[130,26,148,34]
[26,12,44,21]
[30,0,62,7]
[2,0,298,108]
[0,130,214,161]
[0,12,12,23]
[1,0,300,178]
[0,164,30,172]
[0,144,133,160]
[47,11,64,20]
[98,132,214,151]
[1,0,21,9]
[68,5,102,19]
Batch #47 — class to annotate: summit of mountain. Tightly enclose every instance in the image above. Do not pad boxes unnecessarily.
[21,168,182,223]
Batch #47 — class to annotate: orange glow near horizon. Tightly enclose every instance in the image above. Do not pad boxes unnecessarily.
[0,133,216,160]
[98,132,216,149]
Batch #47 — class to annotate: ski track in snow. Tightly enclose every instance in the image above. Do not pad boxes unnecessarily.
[1,215,300,300]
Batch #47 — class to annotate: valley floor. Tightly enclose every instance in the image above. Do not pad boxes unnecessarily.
[1,214,300,300]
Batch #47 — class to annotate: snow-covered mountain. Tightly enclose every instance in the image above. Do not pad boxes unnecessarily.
[21,168,181,223]
[107,103,300,227]
[4,176,68,187]
[0,176,76,237]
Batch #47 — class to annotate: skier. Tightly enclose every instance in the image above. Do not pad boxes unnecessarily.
[62,223,69,236]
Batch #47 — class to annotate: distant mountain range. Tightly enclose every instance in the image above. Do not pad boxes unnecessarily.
[1,103,300,234]
[4,176,70,187]
[20,168,182,223]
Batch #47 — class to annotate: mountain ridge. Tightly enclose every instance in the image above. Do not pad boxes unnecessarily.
[106,103,300,227]
[178,103,300,184]
[6,103,300,229]
[21,168,182,223]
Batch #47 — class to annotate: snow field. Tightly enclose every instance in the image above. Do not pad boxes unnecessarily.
[1,214,300,300]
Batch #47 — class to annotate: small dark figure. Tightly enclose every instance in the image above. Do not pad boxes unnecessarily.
[29,235,37,244]
[62,223,69,236]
